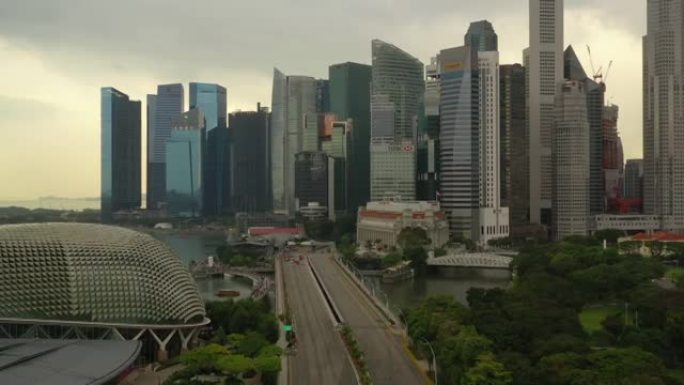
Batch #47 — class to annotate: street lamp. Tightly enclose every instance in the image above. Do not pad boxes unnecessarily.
[420,338,438,385]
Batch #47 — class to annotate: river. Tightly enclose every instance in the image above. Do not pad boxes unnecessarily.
[152,232,254,302]
[154,232,510,309]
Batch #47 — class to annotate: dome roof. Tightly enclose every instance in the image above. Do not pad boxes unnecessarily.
[0,223,205,325]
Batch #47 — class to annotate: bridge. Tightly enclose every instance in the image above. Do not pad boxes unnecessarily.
[428,252,514,269]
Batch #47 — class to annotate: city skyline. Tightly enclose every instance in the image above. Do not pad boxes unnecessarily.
[1,0,645,199]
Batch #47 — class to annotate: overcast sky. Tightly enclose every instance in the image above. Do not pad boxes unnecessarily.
[0,0,644,200]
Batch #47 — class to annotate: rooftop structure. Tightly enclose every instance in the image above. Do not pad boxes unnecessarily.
[0,223,208,361]
[0,339,141,385]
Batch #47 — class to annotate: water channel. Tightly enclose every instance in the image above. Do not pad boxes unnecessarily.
[153,232,511,308]
[152,232,254,302]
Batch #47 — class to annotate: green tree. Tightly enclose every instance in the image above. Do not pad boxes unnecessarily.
[464,353,513,385]
[179,344,230,370]
[382,252,403,268]
[216,354,253,377]
[237,331,269,357]
[397,227,430,249]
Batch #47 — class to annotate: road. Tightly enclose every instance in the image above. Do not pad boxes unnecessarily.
[281,254,357,385]
[309,252,427,385]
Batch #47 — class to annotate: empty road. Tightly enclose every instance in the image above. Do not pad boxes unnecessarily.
[280,254,357,385]
[309,252,427,385]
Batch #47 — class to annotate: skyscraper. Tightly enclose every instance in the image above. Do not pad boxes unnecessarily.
[101,87,141,222]
[602,105,623,212]
[439,21,508,245]
[564,46,605,215]
[624,159,644,204]
[370,40,424,201]
[147,84,183,210]
[644,0,684,229]
[294,151,334,220]
[229,104,271,213]
[553,80,590,240]
[500,64,528,229]
[189,83,228,216]
[526,0,564,226]
[166,109,205,217]
[270,69,318,216]
[330,62,372,211]
[417,57,441,201]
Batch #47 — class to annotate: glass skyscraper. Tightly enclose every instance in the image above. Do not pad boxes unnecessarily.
[229,104,272,213]
[147,84,183,210]
[370,40,424,201]
[330,62,372,211]
[166,109,206,217]
[189,82,228,216]
[270,69,318,216]
[101,87,141,222]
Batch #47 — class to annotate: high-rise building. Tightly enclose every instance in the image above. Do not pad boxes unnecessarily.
[316,79,330,113]
[166,109,205,217]
[146,84,183,210]
[439,21,509,245]
[602,105,623,212]
[644,0,684,229]
[303,113,336,152]
[229,104,271,213]
[500,64,528,229]
[294,151,335,220]
[189,82,228,217]
[101,87,141,222]
[624,159,644,203]
[270,69,318,216]
[329,62,372,211]
[370,40,424,201]
[553,80,590,240]
[321,120,353,213]
[525,0,564,226]
[564,46,605,215]
[417,56,441,201]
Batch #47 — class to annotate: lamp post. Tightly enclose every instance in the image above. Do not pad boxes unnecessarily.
[420,338,438,385]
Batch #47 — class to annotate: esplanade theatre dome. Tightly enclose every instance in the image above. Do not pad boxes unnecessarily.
[0,223,206,325]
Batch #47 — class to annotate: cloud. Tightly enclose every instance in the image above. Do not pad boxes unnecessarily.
[0,0,647,198]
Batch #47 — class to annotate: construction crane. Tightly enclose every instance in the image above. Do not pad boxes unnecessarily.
[586,45,613,84]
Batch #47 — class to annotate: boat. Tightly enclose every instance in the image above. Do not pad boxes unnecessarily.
[382,261,415,283]
[216,289,241,298]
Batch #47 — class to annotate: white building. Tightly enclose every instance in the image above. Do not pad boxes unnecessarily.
[356,200,450,249]
[644,0,684,231]
[553,81,590,239]
[525,0,564,226]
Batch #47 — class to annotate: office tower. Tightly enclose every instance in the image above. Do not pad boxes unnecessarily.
[146,84,183,210]
[644,0,684,229]
[101,87,141,222]
[229,104,272,213]
[166,109,205,217]
[624,159,644,203]
[602,105,623,212]
[526,0,564,226]
[316,79,330,113]
[439,21,508,245]
[303,113,337,152]
[294,152,334,220]
[329,62,372,211]
[553,81,590,240]
[321,120,352,213]
[270,69,318,216]
[465,20,498,52]
[500,64,528,229]
[564,46,605,215]
[370,40,424,201]
[189,83,228,216]
[417,57,441,201]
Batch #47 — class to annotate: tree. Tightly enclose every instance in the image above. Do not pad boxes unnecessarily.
[179,344,230,370]
[404,245,428,272]
[382,252,403,268]
[237,331,269,357]
[397,227,430,249]
[464,353,513,385]
[216,354,253,377]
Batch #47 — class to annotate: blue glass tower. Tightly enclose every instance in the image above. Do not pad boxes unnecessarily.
[189,83,228,216]
[101,87,141,222]
[166,109,206,217]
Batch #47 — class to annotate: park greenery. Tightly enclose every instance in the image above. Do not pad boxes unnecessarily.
[166,298,280,385]
[216,244,264,268]
[406,236,684,385]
